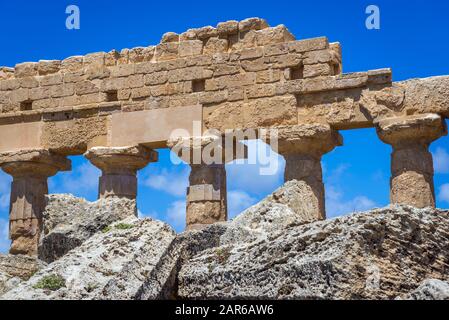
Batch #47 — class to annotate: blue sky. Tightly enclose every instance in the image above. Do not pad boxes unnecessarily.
[0,0,449,252]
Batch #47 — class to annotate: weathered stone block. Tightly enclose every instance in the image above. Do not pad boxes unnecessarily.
[203,38,229,55]
[144,71,168,85]
[37,60,61,76]
[168,67,213,83]
[179,40,203,57]
[61,56,83,72]
[15,63,38,78]
[155,42,179,61]
[40,74,63,87]
[303,63,332,78]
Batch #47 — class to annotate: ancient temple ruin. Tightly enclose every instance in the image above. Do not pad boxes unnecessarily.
[0,18,448,255]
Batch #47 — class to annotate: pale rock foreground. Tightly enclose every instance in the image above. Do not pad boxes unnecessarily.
[0,255,46,295]
[398,279,449,300]
[39,194,137,263]
[2,217,176,300]
[178,206,449,300]
[1,181,449,300]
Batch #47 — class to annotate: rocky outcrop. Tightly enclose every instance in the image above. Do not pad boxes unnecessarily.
[221,180,323,245]
[2,183,449,300]
[178,205,449,300]
[0,254,46,295]
[2,217,176,300]
[398,279,449,300]
[38,194,137,263]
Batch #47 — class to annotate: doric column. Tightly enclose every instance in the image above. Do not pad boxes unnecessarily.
[0,149,71,256]
[84,146,158,199]
[376,114,447,208]
[168,136,246,230]
[275,124,343,220]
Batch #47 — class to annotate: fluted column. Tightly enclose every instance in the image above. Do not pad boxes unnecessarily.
[275,124,342,220]
[0,149,71,256]
[84,146,158,199]
[376,114,447,208]
[168,136,246,230]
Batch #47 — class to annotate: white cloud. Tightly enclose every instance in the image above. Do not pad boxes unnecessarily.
[326,190,377,218]
[0,218,10,254]
[142,167,189,197]
[49,162,100,198]
[141,200,186,232]
[0,172,11,210]
[166,200,186,230]
[226,140,284,196]
[324,164,378,218]
[433,147,449,174]
[228,190,258,219]
[438,184,449,204]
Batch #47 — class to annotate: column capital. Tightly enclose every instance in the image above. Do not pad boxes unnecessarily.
[0,149,71,256]
[376,114,447,148]
[275,124,343,158]
[0,149,71,178]
[376,114,447,208]
[84,146,158,174]
[167,135,247,165]
[84,146,157,199]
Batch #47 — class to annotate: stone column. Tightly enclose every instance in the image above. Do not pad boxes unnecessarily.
[84,146,158,199]
[168,136,246,230]
[275,124,343,220]
[0,149,71,256]
[376,114,447,208]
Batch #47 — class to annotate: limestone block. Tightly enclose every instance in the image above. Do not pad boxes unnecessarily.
[203,38,229,55]
[110,64,135,78]
[75,81,99,95]
[264,43,290,57]
[39,74,61,87]
[63,71,84,83]
[303,63,332,78]
[155,42,179,61]
[15,62,38,78]
[144,71,168,85]
[61,56,83,72]
[288,37,329,53]
[179,40,203,57]
[254,25,295,46]
[41,116,108,154]
[212,64,240,77]
[19,77,39,89]
[105,50,120,66]
[168,67,213,83]
[217,20,239,36]
[161,32,179,43]
[239,47,264,60]
[204,95,297,131]
[238,17,269,32]
[83,52,105,67]
[0,79,20,91]
[37,60,61,76]
[195,26,219,40]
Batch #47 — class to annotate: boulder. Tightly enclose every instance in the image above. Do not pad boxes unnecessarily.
[39,194,137,263]
[3,217,176,300]
[221,180,322,245]
[0,254,46,296]
[178,205,449,300]
[398,279,449,300]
